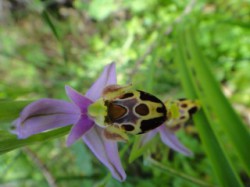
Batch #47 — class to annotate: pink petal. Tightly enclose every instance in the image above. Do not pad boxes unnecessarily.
[139,130,158,147]
[12,99,80,139]
[65,86,93,112]
[86,62,117,101]
[158,125,193,156]
[83,126,126,181]
[66,115,94,146]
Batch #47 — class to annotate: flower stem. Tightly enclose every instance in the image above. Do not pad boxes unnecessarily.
[147,157,216,187]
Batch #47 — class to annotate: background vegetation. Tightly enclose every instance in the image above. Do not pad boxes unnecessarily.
[0,0,249,186]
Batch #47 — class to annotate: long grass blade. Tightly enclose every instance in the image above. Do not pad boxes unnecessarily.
[41,10,68,64]
[184,27,250,174]
[0,126,70,155]
[147,157,216,187]
[174,25,244,187]
[0,101,32,122]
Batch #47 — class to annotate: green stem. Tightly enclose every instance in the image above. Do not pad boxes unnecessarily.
[147,157,216,187]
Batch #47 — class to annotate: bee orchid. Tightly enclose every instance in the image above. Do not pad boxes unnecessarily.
[11,62,199,182]
[12,63,126,181]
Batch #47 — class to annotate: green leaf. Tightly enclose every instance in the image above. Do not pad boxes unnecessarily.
[184,27,250,175]
[0,126,70,155]
[147,157,215,187]
[41,10,68,64]
[174,24,244,187]
[0,101,32,122]
[41,11,60,41]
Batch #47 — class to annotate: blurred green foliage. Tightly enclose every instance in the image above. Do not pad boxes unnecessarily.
[0,0,249,186]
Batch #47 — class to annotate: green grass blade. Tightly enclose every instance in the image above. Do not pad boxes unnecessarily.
[174,25,244,187]
[147,157,215,187]
[185,27,250,174]
[41,11,60,41]
[0,126,70,154]
[41,10,68,64]
[0,101,32,122]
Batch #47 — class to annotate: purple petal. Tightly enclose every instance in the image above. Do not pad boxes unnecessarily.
[65,85,93,112]
[158,125,193,156]
[139,129,158,147]
[12,99,80,139]
[83,126,126,181]
[66,115,94,146]
[86,62,117,101]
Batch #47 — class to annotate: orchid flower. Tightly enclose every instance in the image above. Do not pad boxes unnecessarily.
[12,63,126,181]
[11,62,194,182]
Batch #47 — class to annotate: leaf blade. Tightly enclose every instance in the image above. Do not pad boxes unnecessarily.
[174,24,244,187]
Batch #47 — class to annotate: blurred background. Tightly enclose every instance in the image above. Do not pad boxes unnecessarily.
[0,0,249,186]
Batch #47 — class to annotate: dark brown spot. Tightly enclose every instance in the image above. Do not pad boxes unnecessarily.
[135,103,149,116]
[108,103,127,121]
[181,103,188,108]
[139,116,166,133]
[188,106,198,116]
[180,116,186,120]
[122,124,135,131]
[120,93,134,99]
